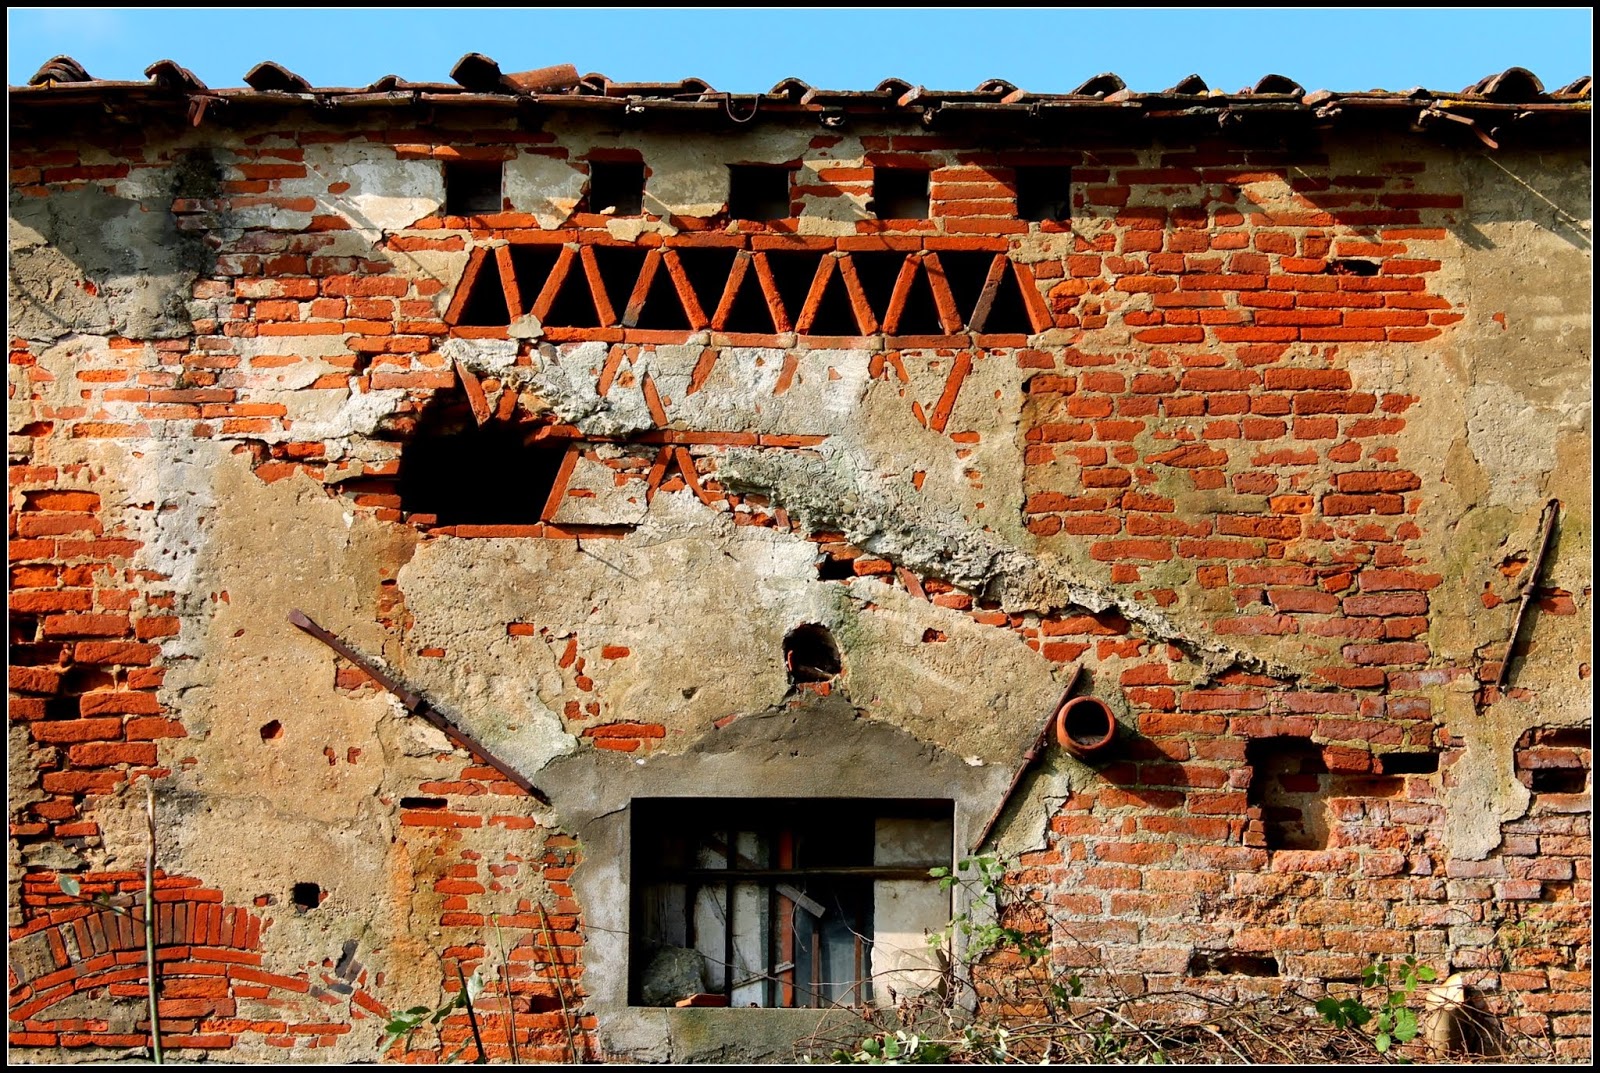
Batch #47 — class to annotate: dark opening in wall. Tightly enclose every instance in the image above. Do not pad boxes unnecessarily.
[444,160,503,216]
[677,247,740,319]
[850,252,903,322]
[729,165,794,221]
[259,720,283,742]
[1324,258,1380,277]
[721,259,778,333]
[399,390,566,525]
[872,167,931,219]
[980,262,1036,334]
[291,882,322,911]
[807,261,861,334]
[589,160,646,216]
[1514,726,1592,795]
[1187,951,1279,977]
[454,250,512,326]
[1015,166,1072,222]
[939,251,993,323]
[816,553,857,581]
[1246,736,1330,851]
[634,259,693,330]
[1378,751,1440,775]
[766,251,823,326]
[784,624,842,683]
[507,246,562,317]
[892,262,945,334]
[399,796,448,810]
[592,245,652,316]
[543,257,602,328]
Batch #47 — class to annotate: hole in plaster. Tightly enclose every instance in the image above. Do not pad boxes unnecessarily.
[259,720,283,742]
[784,623,842,683]
[871,167,930,219]
[588,160,645,216]
[1246,736,1330,851]
[1016,165,1072,222]
[728,164,794,221]
[1324,258,1380,276]
[399,796,448,810]
[444,160,503,216]
[399,391,567,525]
[1378,751,1439,775]
[816,554,857,581]
[1187,951,1279,977]
[291,882,323,911]
[630,798,952,1007]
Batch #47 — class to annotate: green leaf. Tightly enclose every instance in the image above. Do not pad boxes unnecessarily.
[1393,1007,1419,1043]
[927,867,949,878]
[1375,1032,1392,1053]
[1417,966,1437,983]
[59,876,81,896]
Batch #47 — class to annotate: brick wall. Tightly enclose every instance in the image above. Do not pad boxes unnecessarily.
[8,109,1590,1062]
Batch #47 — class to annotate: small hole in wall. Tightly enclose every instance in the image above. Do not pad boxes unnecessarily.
[1324,258,1380,277]
[1187,951,1279,977]
[1016,165,1072,222]
[1378,751,1439,775]
[588,160,645,216]
[728,164,794,221]
[398,389,566,525]
[871,167,930,219]
[1246,736,1330,851]
[784,623,842,683]
[1526,768,1588,794]
[399,796,448,810]
[259,720,283,742]
[291,882,322,911]
[444,160,503,216]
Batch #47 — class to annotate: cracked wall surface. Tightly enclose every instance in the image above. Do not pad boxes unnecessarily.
[7,101,1592,1063]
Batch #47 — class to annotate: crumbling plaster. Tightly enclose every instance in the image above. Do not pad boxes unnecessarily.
[7,104,1592,1062]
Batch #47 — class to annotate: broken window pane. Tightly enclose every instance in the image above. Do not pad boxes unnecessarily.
[630,799,952,1009]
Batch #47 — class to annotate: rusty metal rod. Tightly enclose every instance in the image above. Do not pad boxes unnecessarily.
[969,663,1083,855]
[1493,498,1560,694]
[288,609,549,804]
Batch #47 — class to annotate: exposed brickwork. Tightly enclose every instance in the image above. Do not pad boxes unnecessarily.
[8,93,1589,1064]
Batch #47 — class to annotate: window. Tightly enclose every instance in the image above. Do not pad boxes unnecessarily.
[630,798,952,1008]
[728,164,794,221]
[1015,165,1071,222]
[588,160,646,216]
[443,160,503,216]
[871,167,930,219]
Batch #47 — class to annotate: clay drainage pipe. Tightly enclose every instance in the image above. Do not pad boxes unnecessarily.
[1055,695,1117,758]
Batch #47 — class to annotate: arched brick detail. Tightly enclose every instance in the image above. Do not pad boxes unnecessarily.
[8,871,388,1054]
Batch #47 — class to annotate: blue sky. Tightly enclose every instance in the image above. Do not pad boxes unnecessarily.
[7,7,1593,95]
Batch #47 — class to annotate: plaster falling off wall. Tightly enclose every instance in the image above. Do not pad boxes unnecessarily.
[7,65,1593,1065]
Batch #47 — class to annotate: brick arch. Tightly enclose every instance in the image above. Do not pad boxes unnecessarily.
[8,873,388,1054]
